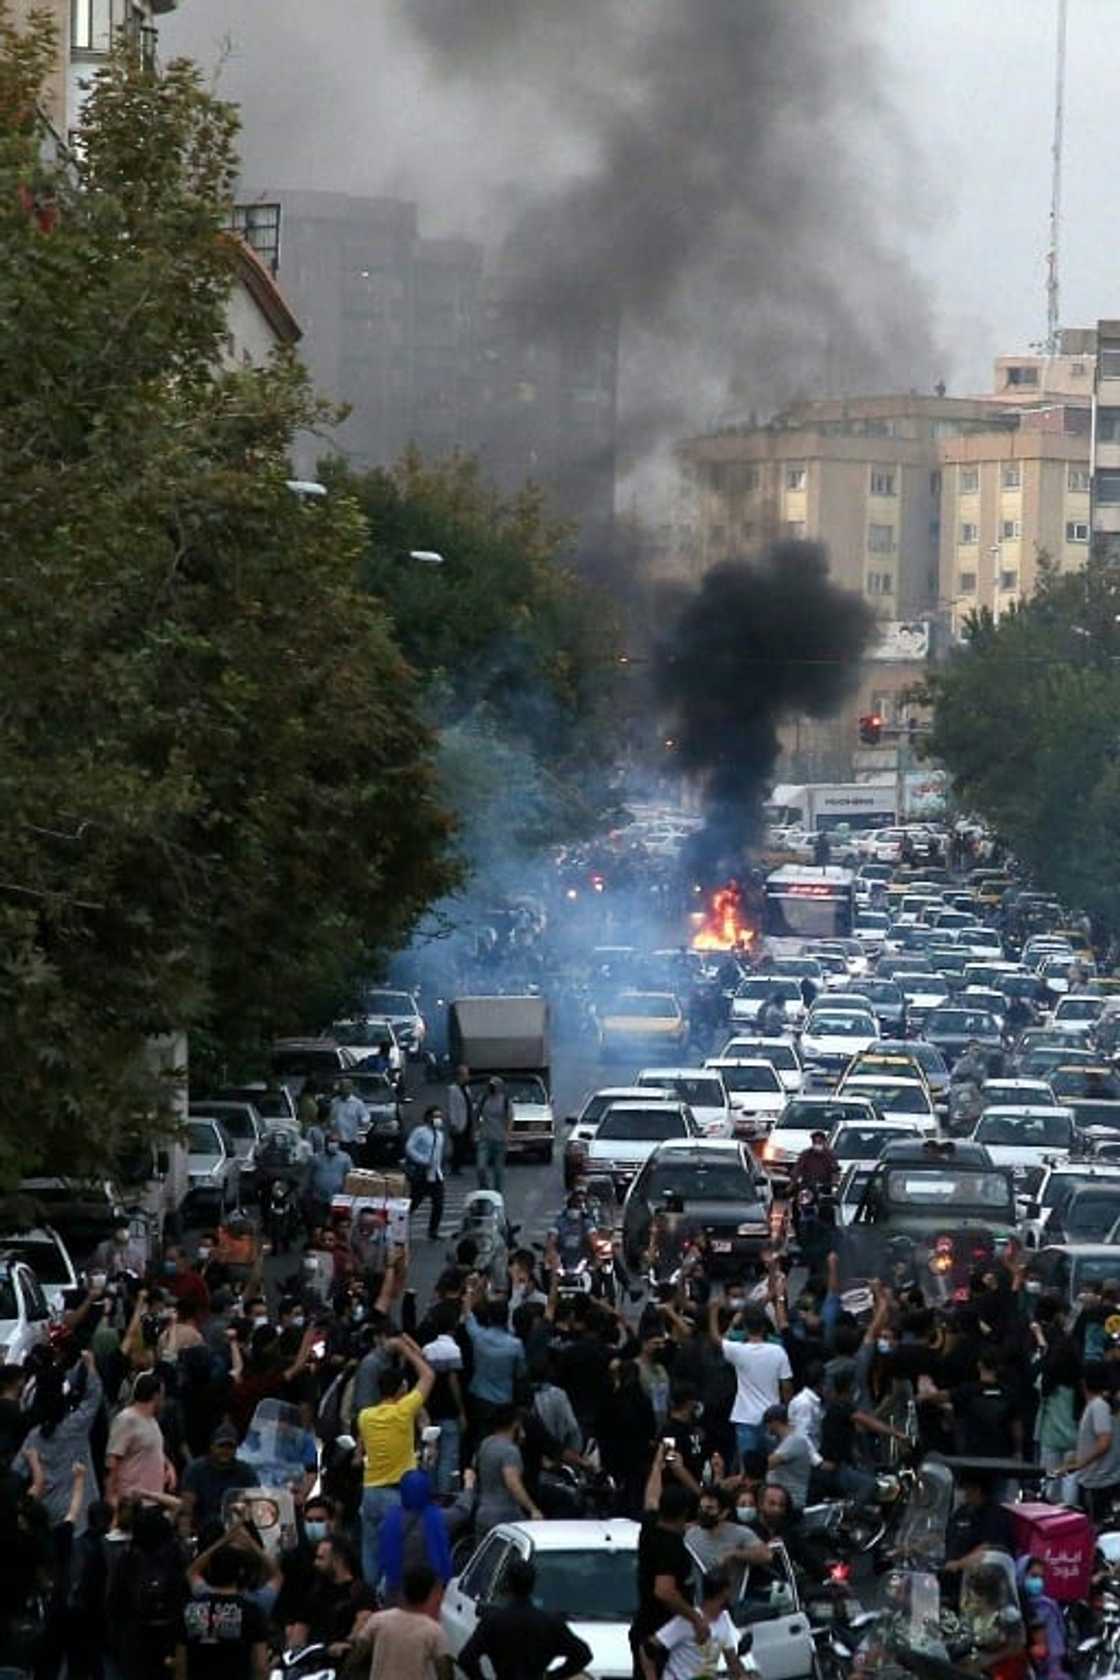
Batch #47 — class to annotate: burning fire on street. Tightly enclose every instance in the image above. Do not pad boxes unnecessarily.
[691,882,755,952]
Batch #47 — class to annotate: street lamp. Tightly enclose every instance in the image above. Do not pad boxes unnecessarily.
[408,550,446,567]
[285,479,328,500]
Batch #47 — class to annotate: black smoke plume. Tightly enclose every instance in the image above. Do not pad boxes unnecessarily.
[656,542,876,878]
[167,1,939,477]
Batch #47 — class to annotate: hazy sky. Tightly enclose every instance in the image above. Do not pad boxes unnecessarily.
[164,0,1113,401]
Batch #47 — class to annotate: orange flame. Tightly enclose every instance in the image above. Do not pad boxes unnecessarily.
[692,883,755,952]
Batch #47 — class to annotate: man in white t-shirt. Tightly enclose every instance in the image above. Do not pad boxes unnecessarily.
[719,1308,792,1462]
[643,1569,750,1680]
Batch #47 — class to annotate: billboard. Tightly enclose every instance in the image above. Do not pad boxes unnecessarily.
[869,620,930,662]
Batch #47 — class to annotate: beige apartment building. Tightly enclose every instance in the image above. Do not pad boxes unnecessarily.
[940,408,1091,632]
[680,394,1005,616]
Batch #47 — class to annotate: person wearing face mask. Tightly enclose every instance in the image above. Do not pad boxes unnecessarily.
[305,1132,353,1230]
[404,1106,446,1240]
[686,1486,771,1574]
[1016,1555,1069,1680]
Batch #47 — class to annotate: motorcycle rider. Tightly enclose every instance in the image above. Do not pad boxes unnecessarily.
[758,989,787,1038]
[953,1038,990,1090]
[790,1131,839,1194]
[549,1191,597,1273]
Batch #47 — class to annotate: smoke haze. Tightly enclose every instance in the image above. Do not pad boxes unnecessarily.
[166,1,940,476]
[656,542,877,877]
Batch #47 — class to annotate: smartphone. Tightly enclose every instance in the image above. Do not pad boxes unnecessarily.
[311,1338,327,1360]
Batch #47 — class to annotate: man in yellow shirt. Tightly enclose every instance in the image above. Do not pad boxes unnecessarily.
[358,1334,435,1584]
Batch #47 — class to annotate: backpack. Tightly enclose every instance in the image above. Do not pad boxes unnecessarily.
[126,1545,182,1634]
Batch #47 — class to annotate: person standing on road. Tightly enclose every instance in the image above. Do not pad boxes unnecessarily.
[329,1078,368,1148]
[457,1556,592,1680]
[304,1133,353,1230]
[405,1106,446,1240]
[357,1337,435,1585]
[712,1303,792,1462]
[476,1076,513,1194]
[446,1065,474,1176]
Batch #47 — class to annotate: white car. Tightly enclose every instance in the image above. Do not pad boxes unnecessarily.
[719,1036,804,1096]
[186,1116,241,1214]
[981,1078,1057,1110]
[761,1093,877,1181]
[703,1058,786,1139]
[1054,994,1107,1031]
[2,1226,78,1316]
[798,1007,879,1085]
[1020,1162,1120,1248]
[957,926,1006,957]
[970,1106,1078,1187]
[495,1073,556,1164]
[730,976,806,1029]
[838,1073,937,1131]
[442,1518,814,1680]
[853,910,891,948]
[335,1017,406,1073]
[863,827,907,863]
[829,1118,927,1171]
[636,1068,733,1137]
[0,1255,53,1365]
[362,987,427,1057]
[582,1099,698,1188]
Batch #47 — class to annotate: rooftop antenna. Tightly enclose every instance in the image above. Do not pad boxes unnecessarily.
[1045,0,1069,357]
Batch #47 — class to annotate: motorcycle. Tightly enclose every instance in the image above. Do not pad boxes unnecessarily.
[265,1177,300,1254]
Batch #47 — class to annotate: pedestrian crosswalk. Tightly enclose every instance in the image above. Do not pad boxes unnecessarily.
[404,1178,556,1251]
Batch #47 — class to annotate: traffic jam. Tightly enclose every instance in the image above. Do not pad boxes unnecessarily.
[550,824,1120,1680]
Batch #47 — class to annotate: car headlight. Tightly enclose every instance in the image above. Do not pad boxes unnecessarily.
[738,1222,761,1236]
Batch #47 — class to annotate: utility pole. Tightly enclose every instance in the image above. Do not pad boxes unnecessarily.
[1046,0,1069,357]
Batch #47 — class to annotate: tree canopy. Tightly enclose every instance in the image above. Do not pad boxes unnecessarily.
[922,554,1120,932]
[330,452,627,874]
[0,12,458,1182]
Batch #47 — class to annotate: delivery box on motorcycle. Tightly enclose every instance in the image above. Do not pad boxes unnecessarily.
[1005,1503,1094,1602]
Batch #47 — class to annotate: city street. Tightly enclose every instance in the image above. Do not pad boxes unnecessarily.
[403,1037,604,1301]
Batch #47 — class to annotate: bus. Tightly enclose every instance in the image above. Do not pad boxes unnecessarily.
[763,865,856,943]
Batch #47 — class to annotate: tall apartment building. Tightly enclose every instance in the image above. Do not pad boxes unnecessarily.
[233,189,620,526]
[1092,320,1120,563]
[940,405,1091,631]
[12,0,179,139]
[679,394,1002,614]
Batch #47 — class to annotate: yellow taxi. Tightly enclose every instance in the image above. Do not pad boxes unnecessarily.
[597,991,689,1063]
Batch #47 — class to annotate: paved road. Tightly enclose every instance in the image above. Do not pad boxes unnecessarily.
[404,1036,603,1302]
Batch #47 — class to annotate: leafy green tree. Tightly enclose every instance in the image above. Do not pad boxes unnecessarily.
[330,451,626,859]
[922,554,1120,933]
[0,12,457,1183]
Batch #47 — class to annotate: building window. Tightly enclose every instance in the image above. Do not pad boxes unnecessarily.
[1001,519,1022,540]
[1001,464,1022,489]
[881,572,894,594]
[959,522,978,545]
[1097,471,1120,505]
[930,470,942,497]
[870,469,897,497]
[785,465,807,490]
[959,467,979,493]
[958,572,977,593]
[230,203,282,277]
[999,570,1019,593]
[1098,408,1120,443]
[1100,350,1120,380]
[72,0,112,50]
[868,523,895,553]
[1005,365,1039,387]
[1066,520,1090,542]
[1068,466,1092,492]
